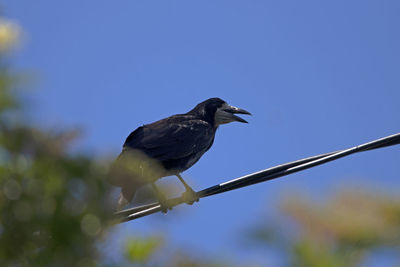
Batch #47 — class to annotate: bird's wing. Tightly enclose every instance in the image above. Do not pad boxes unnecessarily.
[123,117,214,161]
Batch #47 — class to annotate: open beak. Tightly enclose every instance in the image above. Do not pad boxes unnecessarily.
[223,105,252,123]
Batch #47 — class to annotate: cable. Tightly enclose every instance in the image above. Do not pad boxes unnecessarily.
[114,133,400,223]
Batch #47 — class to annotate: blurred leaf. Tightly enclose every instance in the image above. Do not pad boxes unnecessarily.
[124,236,163,263]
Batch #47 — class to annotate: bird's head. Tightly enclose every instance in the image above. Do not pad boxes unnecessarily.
[190,97,251,126]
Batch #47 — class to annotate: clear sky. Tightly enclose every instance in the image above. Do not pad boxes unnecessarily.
[5,1,400,265]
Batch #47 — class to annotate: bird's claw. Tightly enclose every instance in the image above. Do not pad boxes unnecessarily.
[182,188,199,205]
[159,202,172,214]
[156,194,173,214]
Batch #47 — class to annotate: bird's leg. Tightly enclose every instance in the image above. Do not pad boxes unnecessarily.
[176,174,199,205]
[151,182,172,213]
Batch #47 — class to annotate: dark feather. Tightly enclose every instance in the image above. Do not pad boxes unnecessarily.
[123,115,216,172]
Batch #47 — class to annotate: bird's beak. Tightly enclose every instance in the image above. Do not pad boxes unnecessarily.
[223,105,252,123]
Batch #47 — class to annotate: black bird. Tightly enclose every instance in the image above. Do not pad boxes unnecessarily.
[109,97,251,211]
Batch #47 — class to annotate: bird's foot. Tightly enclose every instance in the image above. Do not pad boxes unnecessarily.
[156,194,173,214]
[182,188,199,205]
[151,182,173,214]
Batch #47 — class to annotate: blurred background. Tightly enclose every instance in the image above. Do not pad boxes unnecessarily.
[1,1,400,266]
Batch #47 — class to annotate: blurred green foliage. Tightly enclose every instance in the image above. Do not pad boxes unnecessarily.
[0,18,115,266]
[250,189,400,266]
[0,126,113,266]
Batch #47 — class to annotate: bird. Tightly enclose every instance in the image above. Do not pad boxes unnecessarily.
[109,97,251,212]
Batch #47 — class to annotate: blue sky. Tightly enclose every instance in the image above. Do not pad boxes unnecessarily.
[5,0,400,265]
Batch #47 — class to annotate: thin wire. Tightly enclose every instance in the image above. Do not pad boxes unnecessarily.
[114,133,400,223]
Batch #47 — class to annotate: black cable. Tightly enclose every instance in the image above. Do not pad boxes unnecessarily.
[114,133,400,223]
